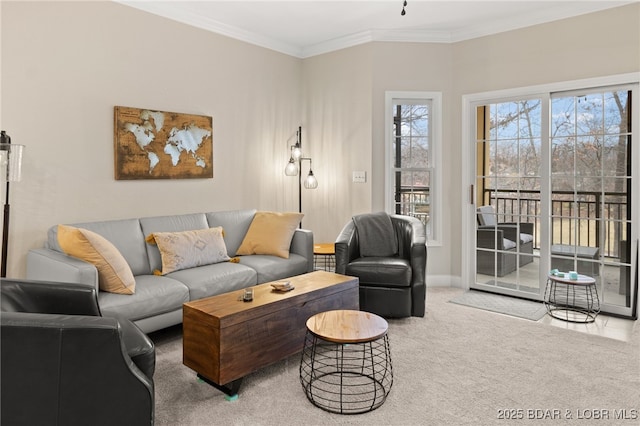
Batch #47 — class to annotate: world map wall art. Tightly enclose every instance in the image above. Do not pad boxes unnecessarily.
[114,106,213,180]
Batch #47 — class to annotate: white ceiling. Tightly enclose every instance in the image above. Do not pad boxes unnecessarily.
[118,1,634,58]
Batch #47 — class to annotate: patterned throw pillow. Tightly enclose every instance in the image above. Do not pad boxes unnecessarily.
[145,227,230,275]
[57,225,136,294]
[236,211,303,259]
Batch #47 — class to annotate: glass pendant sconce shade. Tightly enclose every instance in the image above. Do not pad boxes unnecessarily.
[292,143,302,161]
[285,157,299,176]
[304,169,318,189]
[0,143,24,182]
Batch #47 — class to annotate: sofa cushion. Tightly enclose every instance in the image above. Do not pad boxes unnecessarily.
[145,227,230,275]
[206,209,257,257]
[48,219,150,276]
[139,213,209,274]
[346,257,412,288]
[236,253,309,284]
[236,211,303,258]
[98,275,189,322]
[167,262,257,301]
[57,225,136,295]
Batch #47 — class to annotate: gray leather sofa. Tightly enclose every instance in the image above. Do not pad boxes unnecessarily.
[26,209,313,333]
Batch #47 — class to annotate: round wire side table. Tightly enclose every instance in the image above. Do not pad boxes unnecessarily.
[299,310,393,414]
[544,273,600,323]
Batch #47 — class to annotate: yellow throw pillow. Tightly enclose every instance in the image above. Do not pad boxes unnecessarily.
[145,227,230,275]
[236,211,303,258]
[57,225,136,295]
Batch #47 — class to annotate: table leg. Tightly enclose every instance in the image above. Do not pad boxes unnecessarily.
[197,373,243,397]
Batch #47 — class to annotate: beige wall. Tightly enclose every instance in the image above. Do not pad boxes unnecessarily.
[1,1,639,283]
[370,42,454,281]
[1,1,302,277]
[301,45,374,242]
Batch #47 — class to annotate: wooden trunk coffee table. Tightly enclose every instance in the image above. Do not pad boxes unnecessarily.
[182,271,359,396]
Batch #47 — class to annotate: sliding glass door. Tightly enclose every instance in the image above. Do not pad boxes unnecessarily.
[550,88,633,315]
[474,98,544,298]
[471,82,637,317]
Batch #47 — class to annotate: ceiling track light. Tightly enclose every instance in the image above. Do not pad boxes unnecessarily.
[401,0,407,16]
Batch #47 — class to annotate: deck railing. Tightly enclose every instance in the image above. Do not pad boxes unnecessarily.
[394,187,629,259]
[483,189,628,258]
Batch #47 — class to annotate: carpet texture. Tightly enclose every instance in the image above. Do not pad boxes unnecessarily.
[151,287,639,425]
[449,290,547,321]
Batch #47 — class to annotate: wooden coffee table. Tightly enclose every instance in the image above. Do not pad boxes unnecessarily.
[182,271,359,396]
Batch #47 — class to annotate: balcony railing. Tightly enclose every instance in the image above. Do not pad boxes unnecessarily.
[396,187,430,226]
[483,189,629,258]
[394,187,629,259]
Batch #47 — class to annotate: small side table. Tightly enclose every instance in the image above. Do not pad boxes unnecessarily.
[313,243,335,272]
[299,310,393,414]
[544,273,600,323]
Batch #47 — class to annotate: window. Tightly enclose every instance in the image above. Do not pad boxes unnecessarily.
[385,91,442,243]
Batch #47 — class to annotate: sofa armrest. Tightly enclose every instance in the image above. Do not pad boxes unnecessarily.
[290,228,314,272]
[26,248,99,291]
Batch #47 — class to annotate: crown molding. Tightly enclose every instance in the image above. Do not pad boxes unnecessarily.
[300,28,453,58]
[116,1,635,59]
[116,1,304,58]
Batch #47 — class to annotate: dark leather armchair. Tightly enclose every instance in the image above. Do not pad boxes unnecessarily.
[1,278,155,425]
[335,213,427,318]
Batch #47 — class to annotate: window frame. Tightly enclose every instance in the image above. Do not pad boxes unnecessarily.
[385,91,442,246]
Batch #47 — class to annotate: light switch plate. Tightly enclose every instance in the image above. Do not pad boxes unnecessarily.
[352,171,366,183]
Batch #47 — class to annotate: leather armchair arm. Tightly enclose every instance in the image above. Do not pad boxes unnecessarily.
[392,215,426,279]
[392,215,427,316]
[0,278,101,316]
[335,220,359,274]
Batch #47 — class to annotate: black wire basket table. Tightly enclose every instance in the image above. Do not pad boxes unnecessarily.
[299,309,393,414]
[544,273,600,323]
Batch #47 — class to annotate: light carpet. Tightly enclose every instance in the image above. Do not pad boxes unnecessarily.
[151,287,639,425]
[449,290,547,321]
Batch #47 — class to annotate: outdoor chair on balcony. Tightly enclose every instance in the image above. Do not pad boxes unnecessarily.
[477,228,518,277]
[476,206,534,276]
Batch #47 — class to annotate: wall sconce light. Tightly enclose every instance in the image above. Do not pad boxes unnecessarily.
[0,130,25,278]
[284,126,317,214]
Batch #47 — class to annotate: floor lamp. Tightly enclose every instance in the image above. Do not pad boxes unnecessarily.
[284,126,318,220]
[0,131,25,278]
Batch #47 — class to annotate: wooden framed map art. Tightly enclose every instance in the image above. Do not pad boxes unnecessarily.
[114,106,213,180]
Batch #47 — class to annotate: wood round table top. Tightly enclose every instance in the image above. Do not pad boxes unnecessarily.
[305,309,388,344]
[547,273,596,286]
[313,243,335,255]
